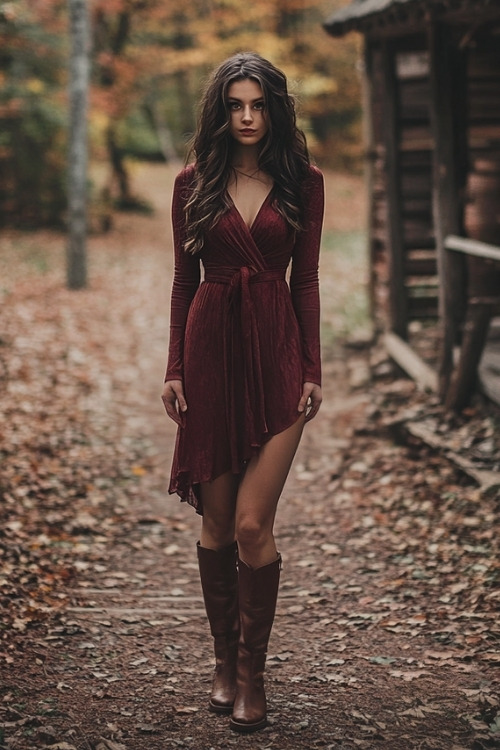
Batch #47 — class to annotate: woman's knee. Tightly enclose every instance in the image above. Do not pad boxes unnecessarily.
[199,472,238,547]
[202,512,235,547]
[235,516,270,551]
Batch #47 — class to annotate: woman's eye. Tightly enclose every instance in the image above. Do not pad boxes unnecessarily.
[254,102,265,111]
[229,102,240,110]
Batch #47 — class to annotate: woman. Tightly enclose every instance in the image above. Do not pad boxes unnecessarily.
[162,52,324,733]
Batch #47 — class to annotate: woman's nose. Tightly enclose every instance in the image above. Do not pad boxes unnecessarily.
[241,105,253,123]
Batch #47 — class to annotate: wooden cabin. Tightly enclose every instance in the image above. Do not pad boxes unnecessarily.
[324,0,500,409]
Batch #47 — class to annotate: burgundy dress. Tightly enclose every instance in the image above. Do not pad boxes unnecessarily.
[165,163,324,514]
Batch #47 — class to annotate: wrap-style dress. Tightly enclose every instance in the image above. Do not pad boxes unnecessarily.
[165,163,324,514]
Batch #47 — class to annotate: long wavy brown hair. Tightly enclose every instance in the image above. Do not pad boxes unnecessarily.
[184,52,311,255]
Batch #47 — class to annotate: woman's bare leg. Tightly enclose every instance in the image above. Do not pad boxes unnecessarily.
[200,471,239,549]
[235,415,305,568]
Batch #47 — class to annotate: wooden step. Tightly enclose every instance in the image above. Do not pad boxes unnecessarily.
[405,249,437,275]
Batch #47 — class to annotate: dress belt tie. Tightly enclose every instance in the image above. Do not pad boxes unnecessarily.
[204,267,286,470]
[204,267,286,285]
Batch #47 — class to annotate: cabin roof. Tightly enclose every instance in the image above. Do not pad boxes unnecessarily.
[323,0,498,36]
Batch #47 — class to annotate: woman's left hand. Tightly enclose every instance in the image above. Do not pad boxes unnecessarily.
[298,382,322,422]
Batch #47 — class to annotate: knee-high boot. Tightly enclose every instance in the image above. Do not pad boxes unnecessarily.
[230,554,281,733]
[197,541,239,713]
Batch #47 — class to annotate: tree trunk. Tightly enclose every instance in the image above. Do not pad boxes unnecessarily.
[67,0,89,289]
[106,123,133,206]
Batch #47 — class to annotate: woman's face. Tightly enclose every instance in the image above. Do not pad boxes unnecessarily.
[226,78,268,148]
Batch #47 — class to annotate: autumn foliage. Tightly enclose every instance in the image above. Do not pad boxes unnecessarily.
[0,0,361,227]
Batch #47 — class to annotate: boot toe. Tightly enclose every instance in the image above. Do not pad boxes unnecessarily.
[229,714,268,733]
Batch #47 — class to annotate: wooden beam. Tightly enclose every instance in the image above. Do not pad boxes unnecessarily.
[381,40,408,339]
[428,21,466,399]
[445,303,494,410]
[384,331,438,391]
[404,421,500,495]
[443,235,500,409]
[445,235,500,262]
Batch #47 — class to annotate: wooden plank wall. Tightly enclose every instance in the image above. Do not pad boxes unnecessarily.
[396,46,438,322]
[366,35,438,338]
[366,23,500,341]
[362,14,500,407]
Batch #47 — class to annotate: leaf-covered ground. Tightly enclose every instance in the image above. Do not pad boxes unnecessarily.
[0,165,499,750]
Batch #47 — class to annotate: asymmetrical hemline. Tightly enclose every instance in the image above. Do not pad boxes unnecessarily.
[165,163,324,515]
[169,411,307,514]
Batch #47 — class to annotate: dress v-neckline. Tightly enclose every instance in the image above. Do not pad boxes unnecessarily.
[228,186,274,232]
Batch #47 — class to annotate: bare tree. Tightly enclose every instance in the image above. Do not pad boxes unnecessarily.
[67,0,89,289]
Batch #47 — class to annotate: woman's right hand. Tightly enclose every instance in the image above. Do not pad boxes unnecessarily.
[162,379,187,425]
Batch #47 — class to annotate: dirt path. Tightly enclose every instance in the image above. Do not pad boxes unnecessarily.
[1,165,498,750]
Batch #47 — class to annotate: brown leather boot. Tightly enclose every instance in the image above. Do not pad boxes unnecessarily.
[229,554,281,733]
[197,541,239,714]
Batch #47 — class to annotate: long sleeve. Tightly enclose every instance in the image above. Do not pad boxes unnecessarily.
[165,166,200,381]
[290,166,324,386]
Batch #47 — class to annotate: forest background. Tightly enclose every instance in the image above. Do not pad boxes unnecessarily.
[0,0,361,230]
